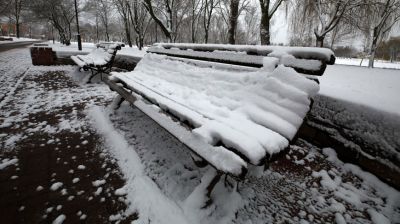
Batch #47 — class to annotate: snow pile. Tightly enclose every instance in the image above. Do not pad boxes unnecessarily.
[111,53,319,165]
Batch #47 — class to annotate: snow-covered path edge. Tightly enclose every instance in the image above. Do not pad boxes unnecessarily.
[86,105,191,224]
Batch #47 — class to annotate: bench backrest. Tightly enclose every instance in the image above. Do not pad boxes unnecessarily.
[147,43,335,76]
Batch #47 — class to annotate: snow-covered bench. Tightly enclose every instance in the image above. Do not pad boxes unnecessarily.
[71,43,122,83]
[104,43,335,197]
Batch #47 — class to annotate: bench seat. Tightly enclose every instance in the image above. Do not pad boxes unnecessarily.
[71,43,122,83]
[71,48,114,67]
[108,53,320,176]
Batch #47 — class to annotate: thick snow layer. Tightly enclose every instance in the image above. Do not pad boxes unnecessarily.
[155,43,335,63]
[71,48,114,67]
[319,65,400,117]
[111,53,319,165]
[49,42,146,59]
[148,47,324,73]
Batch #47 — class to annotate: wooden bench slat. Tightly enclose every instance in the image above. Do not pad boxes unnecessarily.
[148,47,327,76]
[155,43,336,65]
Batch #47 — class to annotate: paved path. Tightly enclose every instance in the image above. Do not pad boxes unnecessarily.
[0,48,136,223]
[0,41,42,53]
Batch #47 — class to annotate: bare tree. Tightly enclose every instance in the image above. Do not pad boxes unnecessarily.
[189,0,202,43]
[114,0,133,47]
[98,0,112,41]
[143,0,189,42]
[216,0,249,44]
[290,0,363,47]
[0,0,11,15]
[242,4,260,44]
[32,0,75,45]
[312,0,352,47]
[359,0,400,67]
[202,0,220,43]
[10,0,25,38]
[143,0,173,41]
[259,0,286,45]
[128,0,151,49]
[228,0,240,44]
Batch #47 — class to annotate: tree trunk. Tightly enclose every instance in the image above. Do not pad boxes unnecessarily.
[228,0,239,44]
[369,28,378,68]
[105,27,110,41]
[315,35,324,47]
[260,13,270,45]
[124,18,132,47]
[16,22,20,38]
[369,42,376,68]
[204,29,209,43]
[143,0,172,42]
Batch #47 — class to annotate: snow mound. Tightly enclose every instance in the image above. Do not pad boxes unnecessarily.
[111,53,319,165]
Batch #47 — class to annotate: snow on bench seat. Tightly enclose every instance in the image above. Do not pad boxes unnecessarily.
[110,54,319,168]
[71,48,114,67]
[148,46,330,76]
[155,43,336,65]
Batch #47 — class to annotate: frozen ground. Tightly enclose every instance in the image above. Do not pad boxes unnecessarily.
[0,47,399,223]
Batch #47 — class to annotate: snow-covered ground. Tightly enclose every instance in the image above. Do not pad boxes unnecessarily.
[319,65,400,117]
[1,47,399,223]
[0,36,40,44]
[336,58,400,70]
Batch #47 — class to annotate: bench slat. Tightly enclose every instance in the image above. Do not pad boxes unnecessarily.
[148,47,327,76]
[155,43,336,65]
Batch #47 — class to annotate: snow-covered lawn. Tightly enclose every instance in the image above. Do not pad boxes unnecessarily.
[336,58,400,70]
[0,47,399,223]
[0,36,40,44]
[320,65,400,117]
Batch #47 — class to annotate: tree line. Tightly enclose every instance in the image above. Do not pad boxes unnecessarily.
[1,0,399,67]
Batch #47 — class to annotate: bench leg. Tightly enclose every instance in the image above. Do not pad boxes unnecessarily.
[205,172,222,199]
[190,153,208,168]
[185,168,223,209]
[87,72,98,83]
[110,95,125,110]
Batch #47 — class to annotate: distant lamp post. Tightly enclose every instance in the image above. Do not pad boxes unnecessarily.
[74,0,82,51]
